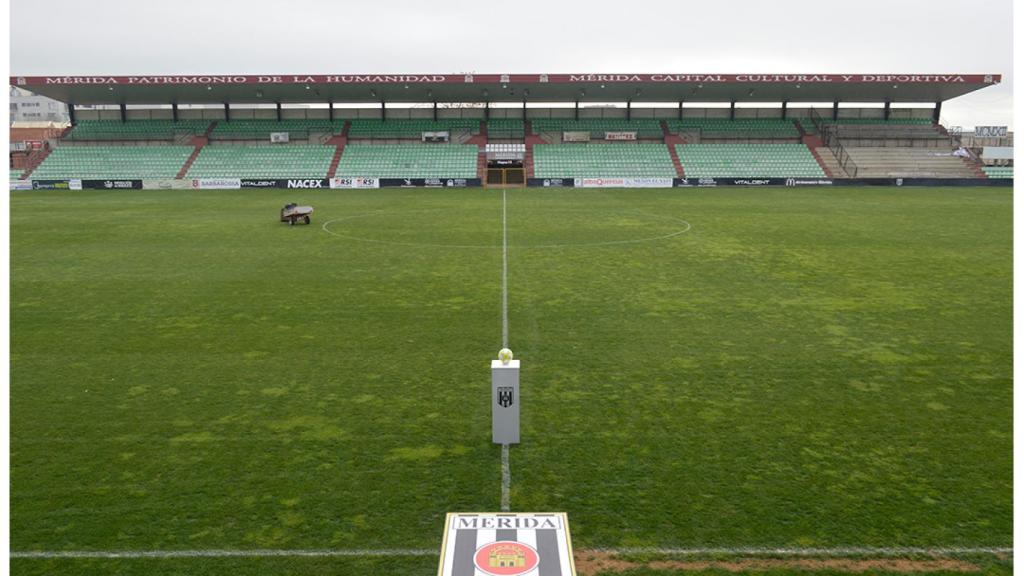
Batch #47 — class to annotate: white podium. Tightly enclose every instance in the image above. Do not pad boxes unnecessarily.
[491,360,520,444]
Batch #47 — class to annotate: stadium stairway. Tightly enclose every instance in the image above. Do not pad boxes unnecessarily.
[960,155,988,178]
[662,121,686,177]
[19,146,53,179]
[176,135,209,179]
[802,135,834,177]
[325,125,349,178]
[472,121,488,180]
[524,120,542,178]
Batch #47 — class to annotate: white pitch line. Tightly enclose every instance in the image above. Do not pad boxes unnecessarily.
[10,548,437,559]
[501,189,509,349]
[501,443,511,512]
[10,546,1012,560]
[600,546,1015,557]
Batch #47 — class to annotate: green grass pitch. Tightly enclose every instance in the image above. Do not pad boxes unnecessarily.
[10,186,1012,575]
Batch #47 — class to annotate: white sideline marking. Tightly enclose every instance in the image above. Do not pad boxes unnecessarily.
[501,443,511,512]
[11,546,1012,560]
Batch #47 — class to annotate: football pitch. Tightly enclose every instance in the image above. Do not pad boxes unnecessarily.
[10,186,1012,575]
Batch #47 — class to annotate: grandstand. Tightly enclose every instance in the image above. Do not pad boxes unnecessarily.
[677,144,825,178]
[533,144,676,178]
[335,144,477,178]
[30,145,193,179]
[7,73,1008,184]
[66,119,210,141]
[186,144,336,179]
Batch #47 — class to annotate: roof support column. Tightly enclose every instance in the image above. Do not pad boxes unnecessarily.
[171,102,178,122]
[381,100,386,121]
[729,101,736,120]
[276,102,282,122]
[328,101,334,122]
[932,101,942,123]
[522,98,527,118]
[678,100,684,120]
[832,100,839,121]
[574,100,579,121]
[224,102,231,122]
[626,100,632,121]
[883,100,891,121]
[484,101,490,121]
[781,101,788,120]
[433,101,438,122]
[120,103,127,122]
[68,103,76,125]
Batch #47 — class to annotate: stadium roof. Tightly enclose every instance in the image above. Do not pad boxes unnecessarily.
[10,73,1002,105]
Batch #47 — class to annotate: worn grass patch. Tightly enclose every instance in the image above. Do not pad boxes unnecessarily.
[11,187,1011,574]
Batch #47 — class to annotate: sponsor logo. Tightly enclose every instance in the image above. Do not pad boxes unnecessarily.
[329,177,379,189]
[32,180,72,190]
[732,179,771,186]
[539,74,549,83]
[10,180,32,190]
[464,74,474,83]
[100,180,137,189]
[241,179,278,188]
[286,179,324,189]
[16,76,26,86]
[896,178,904,186]
[192,178,241,190]
[473,541,538,576]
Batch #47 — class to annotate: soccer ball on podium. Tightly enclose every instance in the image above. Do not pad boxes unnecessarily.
[498,348,514,365]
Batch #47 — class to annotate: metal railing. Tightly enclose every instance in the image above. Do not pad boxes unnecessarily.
[810,107,859,178]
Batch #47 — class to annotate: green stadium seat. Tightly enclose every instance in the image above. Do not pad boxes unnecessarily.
[487,119,525,139]
[186,144,336,178]
[335,144,478,178]
[347,120,481,138]
[532,144,676,178]
[67,120,211,141]
[30,145,194,179]
[666,118,800,138]
[530,119,663,139]
[210,119,343,140]
[982,166,1013,179]
[676,144,825,178]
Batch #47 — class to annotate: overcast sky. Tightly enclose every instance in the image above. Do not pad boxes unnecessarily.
[10,0,1013,128]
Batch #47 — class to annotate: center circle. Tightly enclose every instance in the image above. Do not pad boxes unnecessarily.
[321,208,690,248]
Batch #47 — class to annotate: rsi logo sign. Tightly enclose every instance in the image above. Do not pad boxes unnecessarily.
[287,179,324,188]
